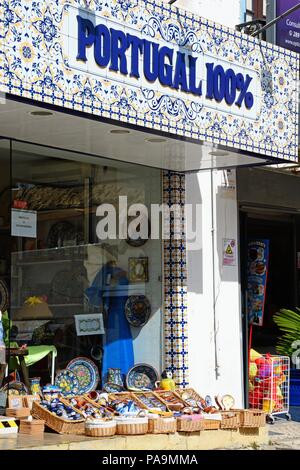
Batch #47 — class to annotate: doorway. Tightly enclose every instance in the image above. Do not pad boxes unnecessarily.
[241,211,297,355]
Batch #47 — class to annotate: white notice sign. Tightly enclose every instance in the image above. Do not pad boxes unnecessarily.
[11,209,37,238]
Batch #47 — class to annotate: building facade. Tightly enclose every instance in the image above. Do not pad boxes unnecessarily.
[0,0,298,405]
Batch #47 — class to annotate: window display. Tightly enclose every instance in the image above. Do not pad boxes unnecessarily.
[3,140,162,392]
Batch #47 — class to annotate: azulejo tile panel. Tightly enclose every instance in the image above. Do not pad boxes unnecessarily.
[0,0,299,161]
[163,171,188,388]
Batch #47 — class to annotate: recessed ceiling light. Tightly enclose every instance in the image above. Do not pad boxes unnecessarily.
[29,110,54,117]
[209,150,229,157]
[110,129,130,134]
[146,138,167,143]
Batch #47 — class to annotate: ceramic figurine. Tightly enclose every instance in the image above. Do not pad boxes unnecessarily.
[156,370,176,391]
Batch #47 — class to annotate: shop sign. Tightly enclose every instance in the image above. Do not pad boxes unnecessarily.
[1,0,299,160]
[276,0,300,53]
[11,209,37,239]
[247,239,270,327]
[223,239,237,266]
[75,15,256,116]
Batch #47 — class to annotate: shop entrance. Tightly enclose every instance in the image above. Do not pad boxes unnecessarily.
[240,212,297,355]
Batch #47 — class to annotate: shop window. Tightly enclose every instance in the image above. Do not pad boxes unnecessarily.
[246,0,267,22]
[7,140,162,389]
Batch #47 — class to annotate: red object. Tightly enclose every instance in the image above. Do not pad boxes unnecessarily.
[13,200,28,209]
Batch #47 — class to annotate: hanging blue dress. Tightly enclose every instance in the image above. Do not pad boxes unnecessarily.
[85,263,134,383]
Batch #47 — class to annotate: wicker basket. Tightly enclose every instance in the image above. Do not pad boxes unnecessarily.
[31,401,85,435]
[115,416,148,435]
[177,416,203,432]
[85,419,116,437]
[220,410,241,429]
[148,415,176,434]
[200,419,221,430]
[239,409,266,428]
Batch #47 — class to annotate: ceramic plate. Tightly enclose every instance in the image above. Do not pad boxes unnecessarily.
[54,369,80,396]
[0,279,9,312]
[67,357,99,394]
[126,363,158,391]
[125,295,151,327]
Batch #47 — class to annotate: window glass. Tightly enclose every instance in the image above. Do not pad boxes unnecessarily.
[10,140,162,388]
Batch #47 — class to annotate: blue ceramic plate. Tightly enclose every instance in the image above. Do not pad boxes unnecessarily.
[67,357,99,394]
[54,369,80,396]
[126,364,158,391]
[125,295,151,328]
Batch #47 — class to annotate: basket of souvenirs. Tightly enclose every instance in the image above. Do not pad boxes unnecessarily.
[115,416,149,435]
[175,388,206,410]
[238,409,266,428]
[108,392,147,416]
[132,392,171,415]
[32,399,85,435]
[200,413,222,430]
[220,410,241,429]
[176,414,204,432]
[154,391,187,412]
[85,418,116,437]
[147,414,177,434]
[62,396,114,420]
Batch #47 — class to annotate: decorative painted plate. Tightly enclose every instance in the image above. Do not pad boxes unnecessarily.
[0,279,9,312]
[125,295,151,328]
[54,369,80,396]
[67,357,99,394]
[126,364,158,391]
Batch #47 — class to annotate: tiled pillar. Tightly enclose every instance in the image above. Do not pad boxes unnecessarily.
[162,171,189,387]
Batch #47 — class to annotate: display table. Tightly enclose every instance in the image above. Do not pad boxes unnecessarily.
[6,345,57,387]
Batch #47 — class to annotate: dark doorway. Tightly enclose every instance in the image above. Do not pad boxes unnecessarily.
[243,214,297,354]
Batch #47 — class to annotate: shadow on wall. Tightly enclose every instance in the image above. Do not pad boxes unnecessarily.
[186,172,203,295]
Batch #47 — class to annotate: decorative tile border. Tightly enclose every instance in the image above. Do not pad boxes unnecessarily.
[163,170,188,387]
[0,0,298,161]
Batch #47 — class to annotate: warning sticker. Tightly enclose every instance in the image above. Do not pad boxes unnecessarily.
[223,239,237,266]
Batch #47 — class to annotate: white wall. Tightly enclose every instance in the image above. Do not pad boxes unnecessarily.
[186,170,244,407]
[163,0,242,29]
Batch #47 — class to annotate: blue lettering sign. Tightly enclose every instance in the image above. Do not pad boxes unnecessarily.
[76,15,254,109]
